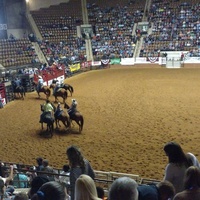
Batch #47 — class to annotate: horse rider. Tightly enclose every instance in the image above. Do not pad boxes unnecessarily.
[40,100,54,123]
[37,75,44,92]
[14,77,21,89]
[67,99,78,118]
[53,80,62,96]
[54,102,63,118]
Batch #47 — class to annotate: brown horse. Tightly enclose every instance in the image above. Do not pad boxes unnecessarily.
[64,102,84,133]
[50,83,68,104]
[33,81,51,99]
[61,84,74,96]
[50,102,71,130]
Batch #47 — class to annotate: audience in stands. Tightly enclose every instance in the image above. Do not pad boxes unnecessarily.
[138,180,175,200]
[173,166,200,200]
[140,0,200,57]
[66,145,95,200]
[30,181,68,200]
[108,177,138,200]
[163,141,199,193]
[75,174,101,200]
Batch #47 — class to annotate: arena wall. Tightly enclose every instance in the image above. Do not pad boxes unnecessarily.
[28,0,69,11]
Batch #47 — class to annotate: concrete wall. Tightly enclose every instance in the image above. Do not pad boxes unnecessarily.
[27,0,69,11]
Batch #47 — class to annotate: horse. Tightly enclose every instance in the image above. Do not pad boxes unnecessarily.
[50,83,68,104]
[61,84,74,96]
[33,81,51,99]
[13,86,26,100]
[40,104,55,137]
[64,102,84,133]
[50,102,71,130]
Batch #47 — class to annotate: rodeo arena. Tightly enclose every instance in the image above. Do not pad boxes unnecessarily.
[1,0,200,199]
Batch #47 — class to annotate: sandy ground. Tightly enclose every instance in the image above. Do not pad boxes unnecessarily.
[1,66,200,180]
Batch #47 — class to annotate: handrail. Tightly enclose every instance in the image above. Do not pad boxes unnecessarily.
[1,161,161,192]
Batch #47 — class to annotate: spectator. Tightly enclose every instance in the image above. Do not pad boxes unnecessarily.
[75,174,101,200]
[173,166,200,200]
[0,165,14,198]
[28,176,50,199]
[138,180,175,200]
[66,145,95,200]
[108,177,138,200]
[13,165,29,188]
[96,186,107,200]
[35,157,44,172]
[163,142,197,193]
[31,181,68,200]
[58,165,70,186]
[41,159,56,181]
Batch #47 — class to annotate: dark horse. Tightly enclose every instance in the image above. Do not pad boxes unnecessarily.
[40,104,54,137]
[33,81,51,99]
[61,84,74,96]
[50,83,68,104]
[64,102,84,133]
[13,86,26,100]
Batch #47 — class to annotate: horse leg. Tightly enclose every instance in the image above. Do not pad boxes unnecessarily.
[63,97,66,104]
[21,93,24,100]
[54,96,58,103]
[55,119,59,129]
[41,123,44,130]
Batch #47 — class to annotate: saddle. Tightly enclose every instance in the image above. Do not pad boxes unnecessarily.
[41,112,54,123]
[38,86,44,92]
[68,111,76,120]
[54,110,63,118]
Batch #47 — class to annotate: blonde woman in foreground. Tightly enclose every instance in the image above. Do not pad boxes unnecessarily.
[75,174,101,200]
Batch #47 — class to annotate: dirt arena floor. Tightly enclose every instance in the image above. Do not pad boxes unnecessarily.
[1,65,200,180]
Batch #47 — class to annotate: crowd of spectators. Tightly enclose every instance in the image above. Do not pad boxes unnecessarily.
[87,3,138,60]
[0,38,40,68]
[140,0,200,57]
[1,0,200,69]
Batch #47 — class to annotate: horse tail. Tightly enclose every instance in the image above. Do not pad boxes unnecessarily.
[70,85,74,93]
[23,87,26,97]
[47,88,51,96]
[65,90,68,99]
[80,115,84,131]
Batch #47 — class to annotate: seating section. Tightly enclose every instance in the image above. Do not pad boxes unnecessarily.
[87,0,144,60]
[0,38,39,68]
[0,0,200,67]
[31,0,86,65]
[140,0,200,57]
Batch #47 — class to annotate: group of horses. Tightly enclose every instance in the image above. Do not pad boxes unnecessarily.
[12,80,83,136]
[35,82,84,136]
[40,102,84,137]
[32,81,74,103]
